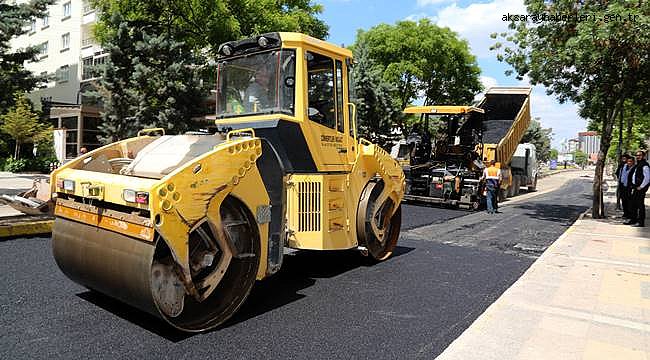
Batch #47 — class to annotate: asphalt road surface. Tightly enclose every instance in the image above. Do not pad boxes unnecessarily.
[0,173,592,359]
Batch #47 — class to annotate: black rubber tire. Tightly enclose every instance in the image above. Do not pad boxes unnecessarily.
[357,181,402,262]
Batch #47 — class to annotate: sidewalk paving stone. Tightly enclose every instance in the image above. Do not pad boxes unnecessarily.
[437,179,650,360]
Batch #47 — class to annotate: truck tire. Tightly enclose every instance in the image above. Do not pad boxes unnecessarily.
[499,188,507,202]
[513,177,520,196]
[528,175,537,192]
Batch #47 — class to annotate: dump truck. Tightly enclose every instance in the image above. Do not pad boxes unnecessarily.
[478,87,534,198]
[390,106,486,209]
[510,143,538,195]
[50,32,405,332]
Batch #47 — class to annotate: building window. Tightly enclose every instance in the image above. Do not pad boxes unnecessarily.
[30,19,36,33]
[57,65,70,83]
[94,55,107,67]
[82,117,102,149]
[82,57,93,80]
[82,55,107,80]
[38,41,48,57]
[82,0,93,14]
[62,117,78,158]
[81,27,94,47]
[63,2,71,19]
[42,13,49,28]
[61,33,70,51]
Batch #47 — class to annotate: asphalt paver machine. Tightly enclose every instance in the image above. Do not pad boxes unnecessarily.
[391,106,486,210]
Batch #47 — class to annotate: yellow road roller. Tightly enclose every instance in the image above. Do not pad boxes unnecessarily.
[51,32,405,332]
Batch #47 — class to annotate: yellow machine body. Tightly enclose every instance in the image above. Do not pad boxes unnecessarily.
[51,32,404,332]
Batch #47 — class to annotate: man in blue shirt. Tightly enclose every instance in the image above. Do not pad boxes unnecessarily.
[625,150,650,227]
[615,154,629,210]
[619,155,634,220]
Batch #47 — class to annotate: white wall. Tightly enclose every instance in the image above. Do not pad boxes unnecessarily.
[9,0,97,107]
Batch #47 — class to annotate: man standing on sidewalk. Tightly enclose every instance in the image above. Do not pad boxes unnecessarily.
[625,150,650,227]
[482,160,502,214]
[620,156,635,219]
[615,154,629,210]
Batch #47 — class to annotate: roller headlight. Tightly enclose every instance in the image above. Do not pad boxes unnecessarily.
[123,189,149,205]
[123,189,136,203]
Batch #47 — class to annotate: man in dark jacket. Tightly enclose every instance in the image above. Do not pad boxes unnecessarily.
[625,150,650,227]
[615,154,629,210]
[619,156,634,219]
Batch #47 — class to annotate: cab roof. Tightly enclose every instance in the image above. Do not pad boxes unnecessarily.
[217,32,353,59]
[403,106,485,115]
[279,32,353,58]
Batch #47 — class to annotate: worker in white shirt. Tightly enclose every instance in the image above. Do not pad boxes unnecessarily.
[481,160,502,214]
[625,150,650,227]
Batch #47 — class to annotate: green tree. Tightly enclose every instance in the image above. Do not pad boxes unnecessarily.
[90,0,328,141]
[549,148,559,161]
[574,150,588,167]
[88,14,208,142]
[355,19,482,134]
[492,1,650,218]
[0,0,53,113]
[92,0,328,50]
[0,94,51,159]
[351,35,400,149]
[521,117,552,162]
[606,102,650,160]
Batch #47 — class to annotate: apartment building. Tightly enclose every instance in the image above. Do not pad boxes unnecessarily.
[578,131,601,161]
[9,0,106,157]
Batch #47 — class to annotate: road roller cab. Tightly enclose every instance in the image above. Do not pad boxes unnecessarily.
[51,32,405,332]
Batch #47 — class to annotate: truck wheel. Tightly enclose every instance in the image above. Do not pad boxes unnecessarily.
[499,188,507,202]
[528,176,537,192]
[513,177,520,196]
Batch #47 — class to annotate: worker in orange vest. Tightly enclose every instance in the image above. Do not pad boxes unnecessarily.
[482,160,502,214]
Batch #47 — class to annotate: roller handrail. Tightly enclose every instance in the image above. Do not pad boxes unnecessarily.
[137,128,166,137]
[226,128,256,141]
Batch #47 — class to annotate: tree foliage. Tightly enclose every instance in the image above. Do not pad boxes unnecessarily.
[351,35,400,150]
[90,0,328,141]
[0,93,51,159]
[89,13,208,142]
[605,102,650,161]
[0,0,53,113]
[521,117,552,162]
[492,0,650,218]
[355,19,482,134]
[573,150,588,167]
[549,148,559,161]
[92,0,328,51]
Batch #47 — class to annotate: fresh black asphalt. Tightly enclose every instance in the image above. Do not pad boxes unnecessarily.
[0,176,592,359]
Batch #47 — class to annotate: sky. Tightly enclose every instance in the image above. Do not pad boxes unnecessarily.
[319,0,587,148]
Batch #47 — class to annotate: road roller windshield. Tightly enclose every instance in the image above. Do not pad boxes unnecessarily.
[215,49,296,118]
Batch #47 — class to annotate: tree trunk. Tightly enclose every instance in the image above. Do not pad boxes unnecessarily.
[624,106,634,153]
[592,103,620,218]
[14,142,21,160]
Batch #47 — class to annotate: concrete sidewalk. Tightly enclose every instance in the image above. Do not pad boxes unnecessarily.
[437,184,650,359]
